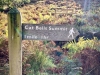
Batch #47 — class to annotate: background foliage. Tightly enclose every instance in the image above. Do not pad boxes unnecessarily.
[0,0,100,75]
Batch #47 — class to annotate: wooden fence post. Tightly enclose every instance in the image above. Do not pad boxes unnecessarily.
[8,8,22,75]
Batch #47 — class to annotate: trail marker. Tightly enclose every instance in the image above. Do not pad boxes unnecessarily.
[8,8,79,75]
[22,24,79,41]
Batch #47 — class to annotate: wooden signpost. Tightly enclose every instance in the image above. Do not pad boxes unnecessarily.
[8,8,79,75]
[8,8,22,75]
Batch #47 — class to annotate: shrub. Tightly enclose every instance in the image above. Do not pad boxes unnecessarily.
[62,57,82,75]
[25,47,56,75]
[76,48,100,75]
[0,0,31,9]
[62,37,100,58]
[0,12,7,39]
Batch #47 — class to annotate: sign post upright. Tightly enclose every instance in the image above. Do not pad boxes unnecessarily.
[8,8,22,75]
